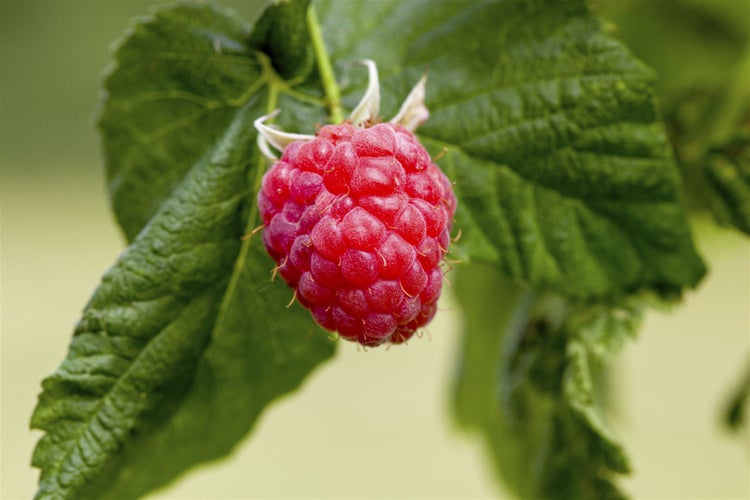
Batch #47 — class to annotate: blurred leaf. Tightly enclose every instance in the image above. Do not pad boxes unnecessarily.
[32,3,334,499]
[599,0,750,236]
[597,0,750,99]
[451,264,522,430]
[673,50,750,235]
[319,0,705,299]
[453,264,642,499]
[703,133,750,235]
[723,361,750,432]
[662,55,750,234]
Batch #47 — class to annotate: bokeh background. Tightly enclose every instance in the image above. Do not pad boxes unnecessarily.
[1,1,748,498]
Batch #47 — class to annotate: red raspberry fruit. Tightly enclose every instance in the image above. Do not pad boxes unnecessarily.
[255,60,456,346]
[258,122,456,346]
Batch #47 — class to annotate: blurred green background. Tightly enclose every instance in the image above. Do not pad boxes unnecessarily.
[1,1,748,498]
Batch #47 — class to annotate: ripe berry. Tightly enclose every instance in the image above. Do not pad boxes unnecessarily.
[255,61,456,346]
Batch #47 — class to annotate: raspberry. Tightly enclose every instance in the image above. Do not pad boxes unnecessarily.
[255,60,456,346]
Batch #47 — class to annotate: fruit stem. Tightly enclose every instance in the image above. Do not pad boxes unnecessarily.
[307,5,344,124]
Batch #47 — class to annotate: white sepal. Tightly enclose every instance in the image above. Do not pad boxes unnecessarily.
[348,59,381,127]
[254,110,315,160]
[256,131,279,160]
[390,73,429,132]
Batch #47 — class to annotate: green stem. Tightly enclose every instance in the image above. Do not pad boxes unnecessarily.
[307,5,344,123]
[257,52,281,115]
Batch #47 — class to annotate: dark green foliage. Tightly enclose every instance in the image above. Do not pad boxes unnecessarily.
[32,4,334,499]
[30,0,739,498]
[99,2,264,241]
[704,134,750,234]
[318,0,705,298]
[453,264,642,499]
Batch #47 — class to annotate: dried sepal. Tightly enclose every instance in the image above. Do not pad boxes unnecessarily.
[254,60,429,159]
[348,59,381,127]
[390,73,429,132]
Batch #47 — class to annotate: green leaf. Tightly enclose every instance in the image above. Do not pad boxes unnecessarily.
[250,0,313,80]
[453,264,640,499]
[703,134,750,235]
[32,3,334,499]
[32,101,252,499]
[315,1,704,497]
[669,46,750,236]
[451,265,523,431]
[99,1,265,241]
[662,77,750,235]
[32,0,714,498]
[319,0,706,298]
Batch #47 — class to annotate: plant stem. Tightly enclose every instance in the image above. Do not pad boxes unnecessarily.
[307,5,344,123]
[257,52,280,114]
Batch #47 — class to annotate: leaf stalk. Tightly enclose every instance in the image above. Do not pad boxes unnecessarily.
[306,5,344,123]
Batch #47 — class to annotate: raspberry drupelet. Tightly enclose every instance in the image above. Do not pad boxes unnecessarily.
[255,60,456,346]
